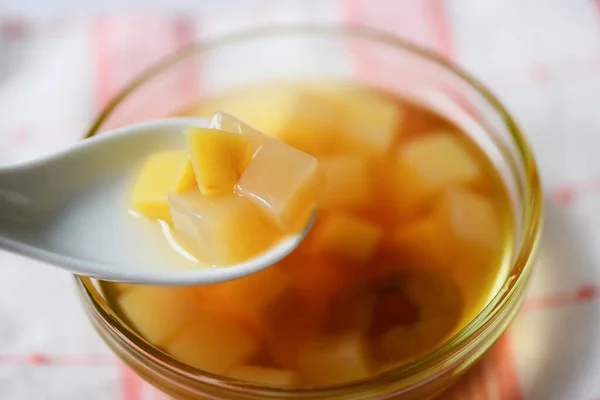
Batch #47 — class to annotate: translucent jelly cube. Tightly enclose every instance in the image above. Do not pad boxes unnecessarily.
[394,132,482,216]
[130,150,196,223]
[378,315,456,363]
[209,111,266,168]
[392,188,501,271]
[164,312,259,374]
[192,86,303,135]
[271,91,343,156]
[440,188,501,254]
[169,191,278,266]
[377,272,461,363]
[391,211,450,270]
[264,290,327,369]
[319,155,372,210]
[227,365,299,387]
[328,286,376,333]
[192,265,290,339]
[118,286,196,345]
[185,127,249,195]
[401,272,462,319]
[315,214,383,265]
[297,332,371,385]
[235,138,321,231]
[286,256,344,308]
[335,89,401,157]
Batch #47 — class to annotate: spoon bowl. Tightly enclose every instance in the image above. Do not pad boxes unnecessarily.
[0,118,314,286]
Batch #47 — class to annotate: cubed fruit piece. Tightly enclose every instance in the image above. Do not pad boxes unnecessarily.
[391,211,450,269]
[286,256,345,308]
[315,214,383,265]
[130,150,195,223]
[379,313,458,364]
[328,286,376,333]
[376,273,461,364]
[401,271,462,319]
[185,127,249,195]
[378,324,421,362]
[369,285,419,337]
[264,290,327,369]
[440,188,501,254]
[169,191,278,266]
[336,90,401,157]
[235,138,322,231]
[195,86,339,155]
[192,265,291,339]
[392,188,501,270]
[319,155,372,210]
[394,132,481,216]
[227,365,299,387]
[209,111,266,168]
[297,332,371,385]
[164,312,259,374]
[118,286,196,345]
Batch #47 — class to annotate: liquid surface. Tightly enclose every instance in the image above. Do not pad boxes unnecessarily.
[101,82,513,388]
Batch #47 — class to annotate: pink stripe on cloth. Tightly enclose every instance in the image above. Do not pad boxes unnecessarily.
[489,333,523,400]
[119,363,144,400]
[90,15,199,131]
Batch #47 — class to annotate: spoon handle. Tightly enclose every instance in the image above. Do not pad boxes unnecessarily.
[0,166,38,224]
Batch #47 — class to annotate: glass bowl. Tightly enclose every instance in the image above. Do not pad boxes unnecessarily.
[75,26,542,399]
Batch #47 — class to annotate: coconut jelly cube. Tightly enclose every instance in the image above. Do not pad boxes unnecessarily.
[394,132,482,216]
[391,211,449,269]
[227,365,299,386]
[319,155,372,210]
[169,190,277,266]
[315,214,383,265]
[164,312,259,374]
[118,286,196,345]
[440,188,501,253]
[297,332,371,385]
[130,150,195,223]
[193,265,291,339]
[336,89,401,157]
[235,138,321,231]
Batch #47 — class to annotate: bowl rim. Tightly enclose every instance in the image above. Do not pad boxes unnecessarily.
[76,25,543,396]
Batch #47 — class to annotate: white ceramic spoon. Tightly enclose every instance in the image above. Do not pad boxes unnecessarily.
[0,118,314,286]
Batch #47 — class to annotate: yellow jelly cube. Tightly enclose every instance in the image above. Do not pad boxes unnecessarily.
[191,86,301,137]
[335,89,401,157]
[377,272,461,364]
[394,132,481,217]
[315,214,383,265]
[440,188,501,254]
[118,286,196,346]
[185,127,249,195]
[235,138,322,231]
[401,272,462,319]
[169,190,278,266]
[209,111,266,168]
[297,332,371,385]
[130,150,195,223]
[227,365,299,387]
[192,265,290,339]
[319,155,372,210]
[164,312,259,374]
[391,211,450,270]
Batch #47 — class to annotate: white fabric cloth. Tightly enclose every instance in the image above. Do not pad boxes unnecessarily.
[1,1,599,398]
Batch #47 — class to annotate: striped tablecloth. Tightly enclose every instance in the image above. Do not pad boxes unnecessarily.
[2,1,600,398]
